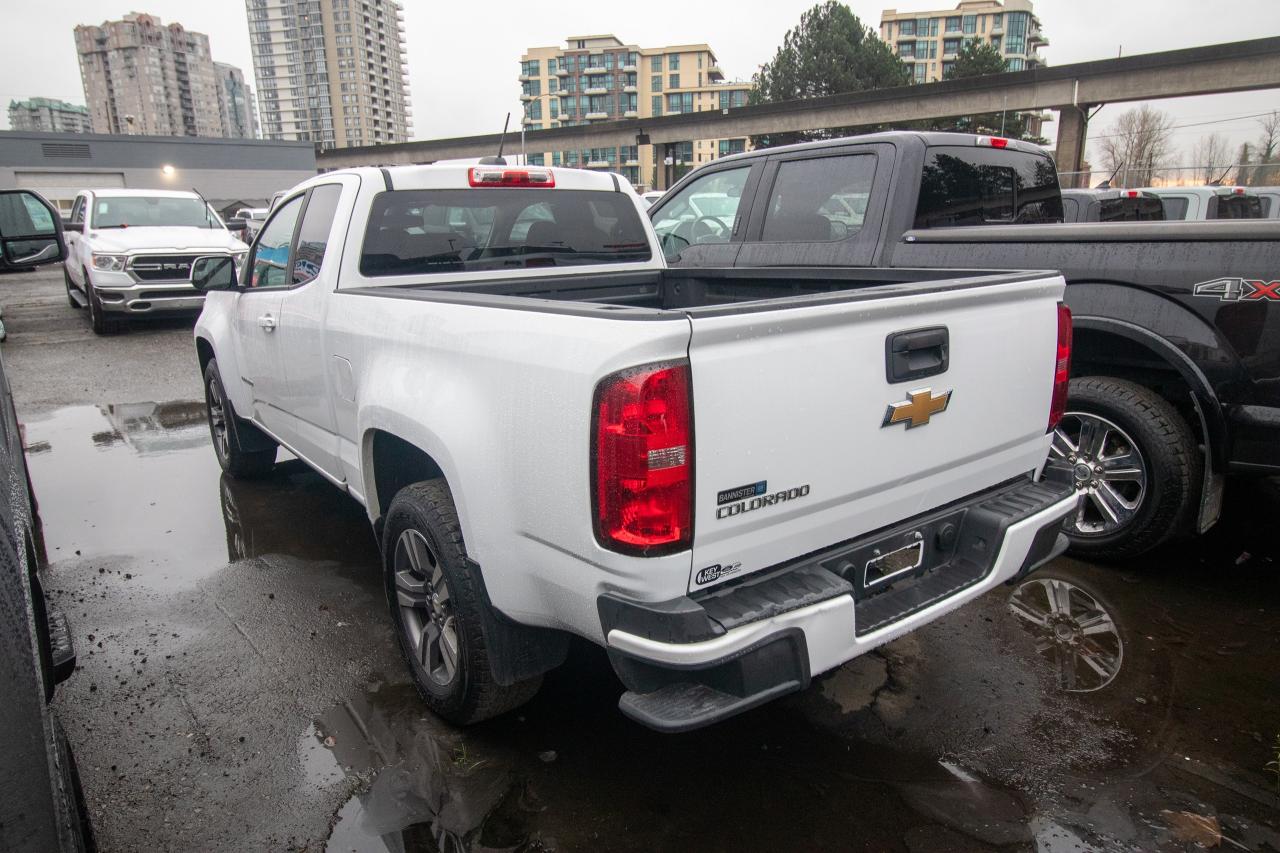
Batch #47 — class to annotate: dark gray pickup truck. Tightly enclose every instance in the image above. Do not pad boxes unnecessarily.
[651,131,1280,560]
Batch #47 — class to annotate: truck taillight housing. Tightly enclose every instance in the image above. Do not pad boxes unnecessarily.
[1048,302,1072,432]
[592,361,693,555]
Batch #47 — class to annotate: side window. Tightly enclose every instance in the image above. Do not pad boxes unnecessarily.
[1060,197,1080,222]
[291,184,342,285]
[759,155,876,243]
[651,166,750,259]
[248,195,303,289]
[1160,196,1190,220]
[71,196,85,224]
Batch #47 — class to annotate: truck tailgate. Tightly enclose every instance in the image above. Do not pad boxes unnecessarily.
[686,273,1064,592]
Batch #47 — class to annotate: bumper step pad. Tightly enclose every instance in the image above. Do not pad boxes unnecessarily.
[619,677,804,734]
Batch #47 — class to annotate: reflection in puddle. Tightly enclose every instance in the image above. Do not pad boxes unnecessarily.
[1008,572,1124,692]
[24,401,377,589]
[314,685,536,853]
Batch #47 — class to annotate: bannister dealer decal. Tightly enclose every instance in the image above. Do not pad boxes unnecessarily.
[1193,277,1280,302]
[716,483,811,520]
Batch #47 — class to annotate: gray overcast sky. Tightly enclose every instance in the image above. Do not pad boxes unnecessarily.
[2,0,1277,168]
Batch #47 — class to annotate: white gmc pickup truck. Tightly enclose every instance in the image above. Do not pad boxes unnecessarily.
[191,162,1078,731]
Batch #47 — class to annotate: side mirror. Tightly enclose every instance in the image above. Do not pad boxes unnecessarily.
[0,190,67,269]
[62,221,84,233]
[191,255,238,292]
[225,218,248,233]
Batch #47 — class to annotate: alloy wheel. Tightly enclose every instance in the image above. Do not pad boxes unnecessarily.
[206,374,231,461]
[394,528,458,686]
[1048,412,1148,537]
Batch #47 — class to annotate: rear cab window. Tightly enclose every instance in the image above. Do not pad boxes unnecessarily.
[359,189,650,277]
[914,146,1063,228]
[1210,194,1264,220]
[1096,197,1164,222]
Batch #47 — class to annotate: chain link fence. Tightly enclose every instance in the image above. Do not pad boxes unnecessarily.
[1059,162,1280,189]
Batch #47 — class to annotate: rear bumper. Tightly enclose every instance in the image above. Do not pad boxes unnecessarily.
[600,475,1077,732]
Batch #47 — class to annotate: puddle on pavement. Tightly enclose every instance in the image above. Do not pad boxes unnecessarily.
[24,401,377,590]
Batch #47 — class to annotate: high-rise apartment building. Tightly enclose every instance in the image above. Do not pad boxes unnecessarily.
[215,62,260,139]
[520,35,752,189]
[75,13,234,138]
[246,0,412,150]
[879,0,1046,84]
[7,98,93,134]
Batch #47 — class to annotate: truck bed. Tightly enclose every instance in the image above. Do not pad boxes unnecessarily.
[349,267,1054,318]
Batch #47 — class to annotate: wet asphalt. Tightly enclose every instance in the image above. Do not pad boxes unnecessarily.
[2,266,1279,852]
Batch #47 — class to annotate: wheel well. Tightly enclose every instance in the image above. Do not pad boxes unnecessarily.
[1071,327,1201,440]
[369,430,445,525]
[195,337,215,375]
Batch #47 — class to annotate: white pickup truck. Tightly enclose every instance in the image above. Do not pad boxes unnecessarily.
[190,162,1078,731]
[62,189,249,334]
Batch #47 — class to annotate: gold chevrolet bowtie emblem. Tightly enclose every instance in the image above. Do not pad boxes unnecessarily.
[882,388,952,429]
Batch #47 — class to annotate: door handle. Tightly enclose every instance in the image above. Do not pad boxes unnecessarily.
[258,314,277,332]
[885,326,949,383]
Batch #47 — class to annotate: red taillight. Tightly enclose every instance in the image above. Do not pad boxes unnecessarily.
[592,361,693,555]
[1124,190,1139,198]
[977,135,1010,149]
[468,166,555,187]
[1049,302,1072,432]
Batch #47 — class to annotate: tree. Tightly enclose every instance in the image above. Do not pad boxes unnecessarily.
[1234,142,1254,186]
[1190,133,1232,184]
[1251,110,1280,186]
[1095,105,1175,187]
[932,42,1043,142]
[750,1,909,147]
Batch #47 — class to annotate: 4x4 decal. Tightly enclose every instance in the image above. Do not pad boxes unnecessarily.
[1193,277,1280,302]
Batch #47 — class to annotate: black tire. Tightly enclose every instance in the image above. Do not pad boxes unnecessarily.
[83,268,120,335]
[202,359,277,479]
[1053,377,1200,561]
[383,480,541,725]
[63,264,82,309]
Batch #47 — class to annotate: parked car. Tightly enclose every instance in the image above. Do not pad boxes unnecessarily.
[1140,186,1266,220]
[1060,188,1165,223]
[190,162,1077,732]
[61,189,249,335]
[232,206,270,240]
[652,131,1280,560]
[0,188,95,852]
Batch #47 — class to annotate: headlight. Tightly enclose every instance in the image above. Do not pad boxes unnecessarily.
[91,253,128,272]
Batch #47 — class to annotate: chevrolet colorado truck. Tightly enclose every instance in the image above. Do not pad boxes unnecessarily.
[190,162,1077,732]
[653,131,1280,561]
[62,189,249,334]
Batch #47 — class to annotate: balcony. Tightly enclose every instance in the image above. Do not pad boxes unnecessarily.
[555,112,570,121]
[707,64,724,81]
[623,110,638,119]
[518,73,533,82]
[625,158,639,167]
[623,84,637,93]
[520,92,536,101]
[555,66,570,76]
[585,111,609,120]
[587,159,612,168]
[583,85,607,96]
[1029,32,1049,46]
[583,66,608,76]
[621,62,637,72]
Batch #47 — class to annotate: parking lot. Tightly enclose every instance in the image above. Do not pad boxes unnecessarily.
[3,264,1279,852]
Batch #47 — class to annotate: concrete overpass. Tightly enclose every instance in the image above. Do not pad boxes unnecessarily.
[317,36,1280,187]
